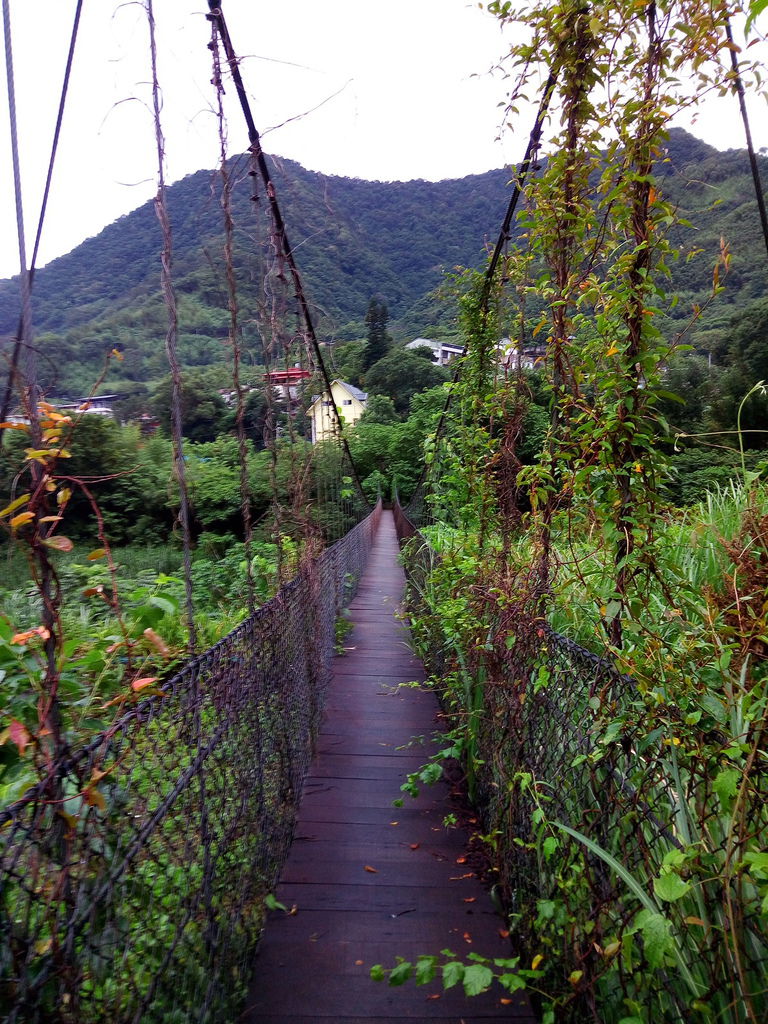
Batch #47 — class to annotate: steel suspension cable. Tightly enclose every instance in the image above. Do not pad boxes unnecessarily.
[205,1,368,504]
[724,15,768,262]
[407,67,559,507]
[0,0,83,442]
[146,0,197,653]
[2,0,34,427]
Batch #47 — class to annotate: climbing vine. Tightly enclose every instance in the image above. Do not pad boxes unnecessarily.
[386,2,768,1021]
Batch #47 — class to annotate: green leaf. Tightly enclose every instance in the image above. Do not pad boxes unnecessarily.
[498,971,526,992]
[415,955,438,986]
[370,964,386,983]
[149,595,177,615]
[713,769,740,806]
[264,893,287,913]
[462,963,493,996]
[743,851,768,878]
[746,0,768,35]
[699,694,726,723]
[637,910,673,969]
[653,871,691,903]
[542,836,558,860]
[442,961,464,990]
[388,960,413,986]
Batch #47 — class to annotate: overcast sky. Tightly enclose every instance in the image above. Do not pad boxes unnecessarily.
[1,1,766,281]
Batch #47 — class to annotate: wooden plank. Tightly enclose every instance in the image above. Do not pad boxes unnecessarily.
[243,511,533,1022]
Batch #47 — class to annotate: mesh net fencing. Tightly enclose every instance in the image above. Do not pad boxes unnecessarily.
[1,502,381,1024]
[393,501,767,1021]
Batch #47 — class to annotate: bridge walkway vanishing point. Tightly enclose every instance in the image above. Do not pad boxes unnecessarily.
[242,511,535,1023]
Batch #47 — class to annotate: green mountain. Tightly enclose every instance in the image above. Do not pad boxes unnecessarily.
[0,129,765,398]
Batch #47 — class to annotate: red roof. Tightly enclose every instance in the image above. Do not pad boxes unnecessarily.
[263,368,312,384]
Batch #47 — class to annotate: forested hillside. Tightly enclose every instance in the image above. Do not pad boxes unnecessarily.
[0,128,765,398]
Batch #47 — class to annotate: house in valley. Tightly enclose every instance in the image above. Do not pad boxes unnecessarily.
[308,380,367,443]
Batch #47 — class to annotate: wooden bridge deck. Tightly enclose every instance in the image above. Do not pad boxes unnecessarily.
[242,511,535,1023]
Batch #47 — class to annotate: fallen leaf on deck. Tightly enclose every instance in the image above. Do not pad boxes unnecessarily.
[463,932,472,944]
[355,960,364,966]
[456,856,467,864]
[463,897,476,903]
[409,843,420,850]
[364,865,378,873]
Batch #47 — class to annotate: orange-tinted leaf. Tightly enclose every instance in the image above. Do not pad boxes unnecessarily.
[0,421,29,431]
[355,960,364,966]
[144,628,170,658]
[11,626,50,645]
[463,897,476,903]
[463,932,472,944]
[500,998,513,1005]
[58,809,78,829]
[87,548,106,561]
[498,928,510,939]
[8,720,31,755]
[0,493,30,518]
[426,994,441,1000]
[101,694,129,709]
[83,786,106,811]
[42,536,74,552]
[364,865,378,873]
[131,676,159,692]
[38,515,63,524]
[10,511,35,530]
[409,843,420,850]
[456,856,467,864]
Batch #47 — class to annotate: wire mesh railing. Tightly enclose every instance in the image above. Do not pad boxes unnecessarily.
[0,501,381,1024]
[393,500,768,1022]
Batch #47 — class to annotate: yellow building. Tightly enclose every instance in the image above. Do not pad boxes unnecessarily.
[308,379,368,443]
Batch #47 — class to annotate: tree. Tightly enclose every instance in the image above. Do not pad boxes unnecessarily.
[151,369,229,443]
[360,395,399,425]
[364,349,449,415]
[361,297,391,372]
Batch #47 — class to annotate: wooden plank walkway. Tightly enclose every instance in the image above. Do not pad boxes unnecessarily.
[242,511,535,1023]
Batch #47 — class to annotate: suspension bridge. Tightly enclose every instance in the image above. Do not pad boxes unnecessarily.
[3,1,768,1022]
